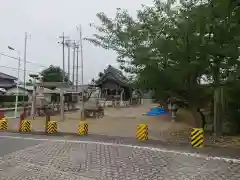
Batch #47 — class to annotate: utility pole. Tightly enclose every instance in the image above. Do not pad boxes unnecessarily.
[23,32,28,92]
[65,39,71,82]
[58,33,68,122]
[58,32,68,82]
[77,25,84,120]
[72,41,76,89]
[7,46,21,118]
[78,25,84,86]
[76,45,79,91]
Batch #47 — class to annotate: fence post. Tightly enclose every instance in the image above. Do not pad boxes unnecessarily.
[45,110,51,133]
[19,109,26,132]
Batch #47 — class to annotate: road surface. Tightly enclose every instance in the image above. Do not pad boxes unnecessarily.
[0,133,240,180]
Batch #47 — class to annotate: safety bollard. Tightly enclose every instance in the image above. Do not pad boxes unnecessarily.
[0,119,8,131]
[78,122,88,135]
[136,124,148,141]
[20,120,31,132]
[191,128,204,148]
[84,123,88,134]
[47,121,57,133]
[19,111,26,132]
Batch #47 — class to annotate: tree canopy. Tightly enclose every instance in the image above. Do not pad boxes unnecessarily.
[87,0,240,134]
[40,65,70,83]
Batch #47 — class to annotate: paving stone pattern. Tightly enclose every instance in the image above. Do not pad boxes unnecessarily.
[0,141,240,180]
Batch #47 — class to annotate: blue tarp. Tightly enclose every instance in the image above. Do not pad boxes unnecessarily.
[144,107,168,116]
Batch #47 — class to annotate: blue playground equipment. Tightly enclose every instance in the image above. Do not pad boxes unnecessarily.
[144,107,168,116]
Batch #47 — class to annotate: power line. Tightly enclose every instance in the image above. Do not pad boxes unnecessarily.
[0,52,76,72]
[58,32,69,82]
[0,51,81,82]
[0,65,40,74]
[0,64,82,77]
[0,52,48,68]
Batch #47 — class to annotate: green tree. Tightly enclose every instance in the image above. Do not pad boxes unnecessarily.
[199,0,240,135]
[86,0,210,126]
[87,0,240,132]
[40,65,70,83]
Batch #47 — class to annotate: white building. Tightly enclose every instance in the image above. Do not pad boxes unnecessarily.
[5,85,53,103]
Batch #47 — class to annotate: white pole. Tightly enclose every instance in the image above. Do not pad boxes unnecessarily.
[60,90,64,121]
[77,25,84,120]
[79,26,84,90]
[76,46,79,91]
[31,78,36,120]
[67,40,71,81]
[72,41,76,88]
[14,56,21,118]
[23,32,27,92]
[62,32,65,82]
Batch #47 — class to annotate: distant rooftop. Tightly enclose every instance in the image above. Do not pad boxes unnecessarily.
[95,65,128,86]
[8,84,91,94]
[0,72,17,80]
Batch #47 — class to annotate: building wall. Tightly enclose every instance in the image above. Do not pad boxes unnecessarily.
[5,87,51,103]
[0,78,15,88]
[97,80,131,101]
[101,80,121,90]
[5,87,30,96]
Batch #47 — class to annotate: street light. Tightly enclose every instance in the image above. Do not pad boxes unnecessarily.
[8,46,21,118]
[29,74,39,120]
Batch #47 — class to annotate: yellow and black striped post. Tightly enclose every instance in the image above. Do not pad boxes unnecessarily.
[20,120,31,132]
[84,123,88,134]
[136,124,148,141]
[191,128,204,148]
[78,122,88,135]
[47,121,57,133]
[0,119,8,130]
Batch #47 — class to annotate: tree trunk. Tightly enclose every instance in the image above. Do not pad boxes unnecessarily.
[213,87,223,136]
[162,101,169,112]
[189,107,202,128]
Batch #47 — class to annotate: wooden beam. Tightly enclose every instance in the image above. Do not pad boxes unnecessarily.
[36,82,71,88]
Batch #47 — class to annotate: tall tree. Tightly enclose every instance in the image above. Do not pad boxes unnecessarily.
[40,65,70,83]
[86,0,209,126]
[87,0,240,131]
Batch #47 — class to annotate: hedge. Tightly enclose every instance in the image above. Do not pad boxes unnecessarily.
[0,95,29,102]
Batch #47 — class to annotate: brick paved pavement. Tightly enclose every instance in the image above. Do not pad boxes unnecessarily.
[0,138,240,180]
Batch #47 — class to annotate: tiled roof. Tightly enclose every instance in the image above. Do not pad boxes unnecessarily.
[0,72,17,80]
[0,83,16,88]
[7,85,53,93]
[95,65,128,86]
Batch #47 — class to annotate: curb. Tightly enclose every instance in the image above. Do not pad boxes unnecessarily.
[4,130,85,137]
[2,130,208,147]
[2,130,240,149]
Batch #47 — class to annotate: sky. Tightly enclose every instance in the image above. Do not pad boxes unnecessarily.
[0,0,154,84]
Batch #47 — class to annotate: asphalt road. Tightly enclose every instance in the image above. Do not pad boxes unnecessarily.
[0,133,240,180]
[0,137,42,157]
